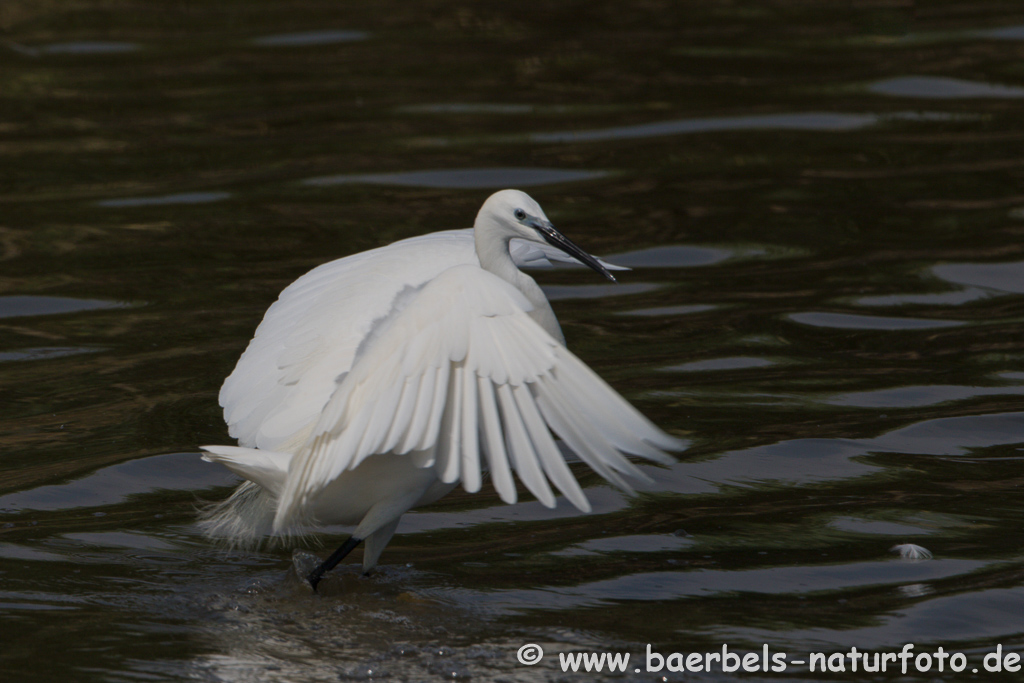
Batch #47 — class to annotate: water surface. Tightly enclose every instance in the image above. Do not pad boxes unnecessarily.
[3,2,1024,681]
[869,76,1024,99]
[302,167,607,189]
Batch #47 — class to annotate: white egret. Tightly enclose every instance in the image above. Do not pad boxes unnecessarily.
[200,189,684,590]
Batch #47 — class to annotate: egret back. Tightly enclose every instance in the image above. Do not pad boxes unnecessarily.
[220,231,479,452]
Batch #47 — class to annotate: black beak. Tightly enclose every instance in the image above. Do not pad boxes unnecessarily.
[529,219,616,282]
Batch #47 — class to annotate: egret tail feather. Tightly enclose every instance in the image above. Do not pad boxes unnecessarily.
[197,481,313,549]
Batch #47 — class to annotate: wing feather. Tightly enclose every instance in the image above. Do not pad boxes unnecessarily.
[513,383,590,512]
[552,350,680,462]
[477,375,517,504]
[397,365,437,455]
[497,383,555,507]
[271,264,682,531]
[534,381,635,493]
[537,372,649,482]
[221,231,481,451]
[382,376,420,453]
[460,360,482,492]
[435,363,463,484]
[418,362,450,453]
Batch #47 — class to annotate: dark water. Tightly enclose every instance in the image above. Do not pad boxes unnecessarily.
[4,1,1024,680]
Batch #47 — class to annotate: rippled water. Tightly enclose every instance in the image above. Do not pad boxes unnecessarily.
[4,1,1024,681]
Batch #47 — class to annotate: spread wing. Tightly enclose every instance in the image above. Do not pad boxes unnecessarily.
[220,229,626,453]
[273,264,683,530]
[220,231,479,452]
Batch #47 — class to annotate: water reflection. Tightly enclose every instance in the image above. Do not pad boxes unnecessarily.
[998,371,1024,381]
[398,488,629,534]
[413,111,965,147]
[602,245,731,268]
[443,559,986,613]
[541,282,660,301]
[617,304,717,317]
[867,411,1024,455]
[978,24,1024,40]
[0,453,237,512]
[645,411,1024,495]
[830,517,936,536]
[826,384,1024,409]
[664,356,774,373]
[577,534,696,553]
[869,76,1024,99]
[788,312,965,330]
[250,30,369,47]
[651,439,880,492]
[96,191,231,208]
[0,347,98,363]
[0,296,124,319]
[9,42,141,56]
[933,260,1024,293]
[0,543,70,564]
[62,530,180,552]
[301,167,606,189]
[529,113,878,144]
[854,287,992,307]
[552,534,695,557]
[398,103,626,115]
[398,103,537,114]
[731,585,1024,650]
[523,112,954,144]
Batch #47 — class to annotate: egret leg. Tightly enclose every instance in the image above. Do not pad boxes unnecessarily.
[307,536,363,591]
[362,517,401,574]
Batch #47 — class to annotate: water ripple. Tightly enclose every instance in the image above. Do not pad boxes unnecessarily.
[933,260,1024,294]
[854,287,992,307]
[301,167,606,189]
[446,559,986,613]
[788,312,965,330]
[0,296,124,319]
[251,30,369,47]
[617,304,717,317]
[826,384,1024,408]
[664,357,775,373]
[601,245,731,268]
[0,347,99,362]
[977,25,1024,40]
[869,76,1024,99]
[0,453,237,512]
[96,191,231,208]
[9,42,141,56]
[542,282,661,301]
[523,112,957,144]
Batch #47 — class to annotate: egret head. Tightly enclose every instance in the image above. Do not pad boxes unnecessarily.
[477,189,616,282]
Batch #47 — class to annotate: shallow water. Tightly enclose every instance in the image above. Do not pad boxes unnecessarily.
[4,1,1024,681]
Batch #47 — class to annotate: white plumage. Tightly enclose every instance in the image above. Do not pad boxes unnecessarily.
[200,189,684,588]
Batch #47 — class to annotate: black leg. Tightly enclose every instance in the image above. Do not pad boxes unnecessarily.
[307,536,363,591]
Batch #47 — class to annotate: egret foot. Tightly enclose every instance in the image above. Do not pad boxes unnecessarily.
[307,536,363,592]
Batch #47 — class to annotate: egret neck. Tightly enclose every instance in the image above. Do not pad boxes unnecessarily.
[473,219,565,344]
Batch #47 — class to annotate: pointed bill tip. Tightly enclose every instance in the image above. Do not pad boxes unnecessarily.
[534,222,617,283]
[540,227,618,282]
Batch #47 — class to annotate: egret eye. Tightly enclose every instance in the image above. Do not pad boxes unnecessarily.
[514,208,526,221]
